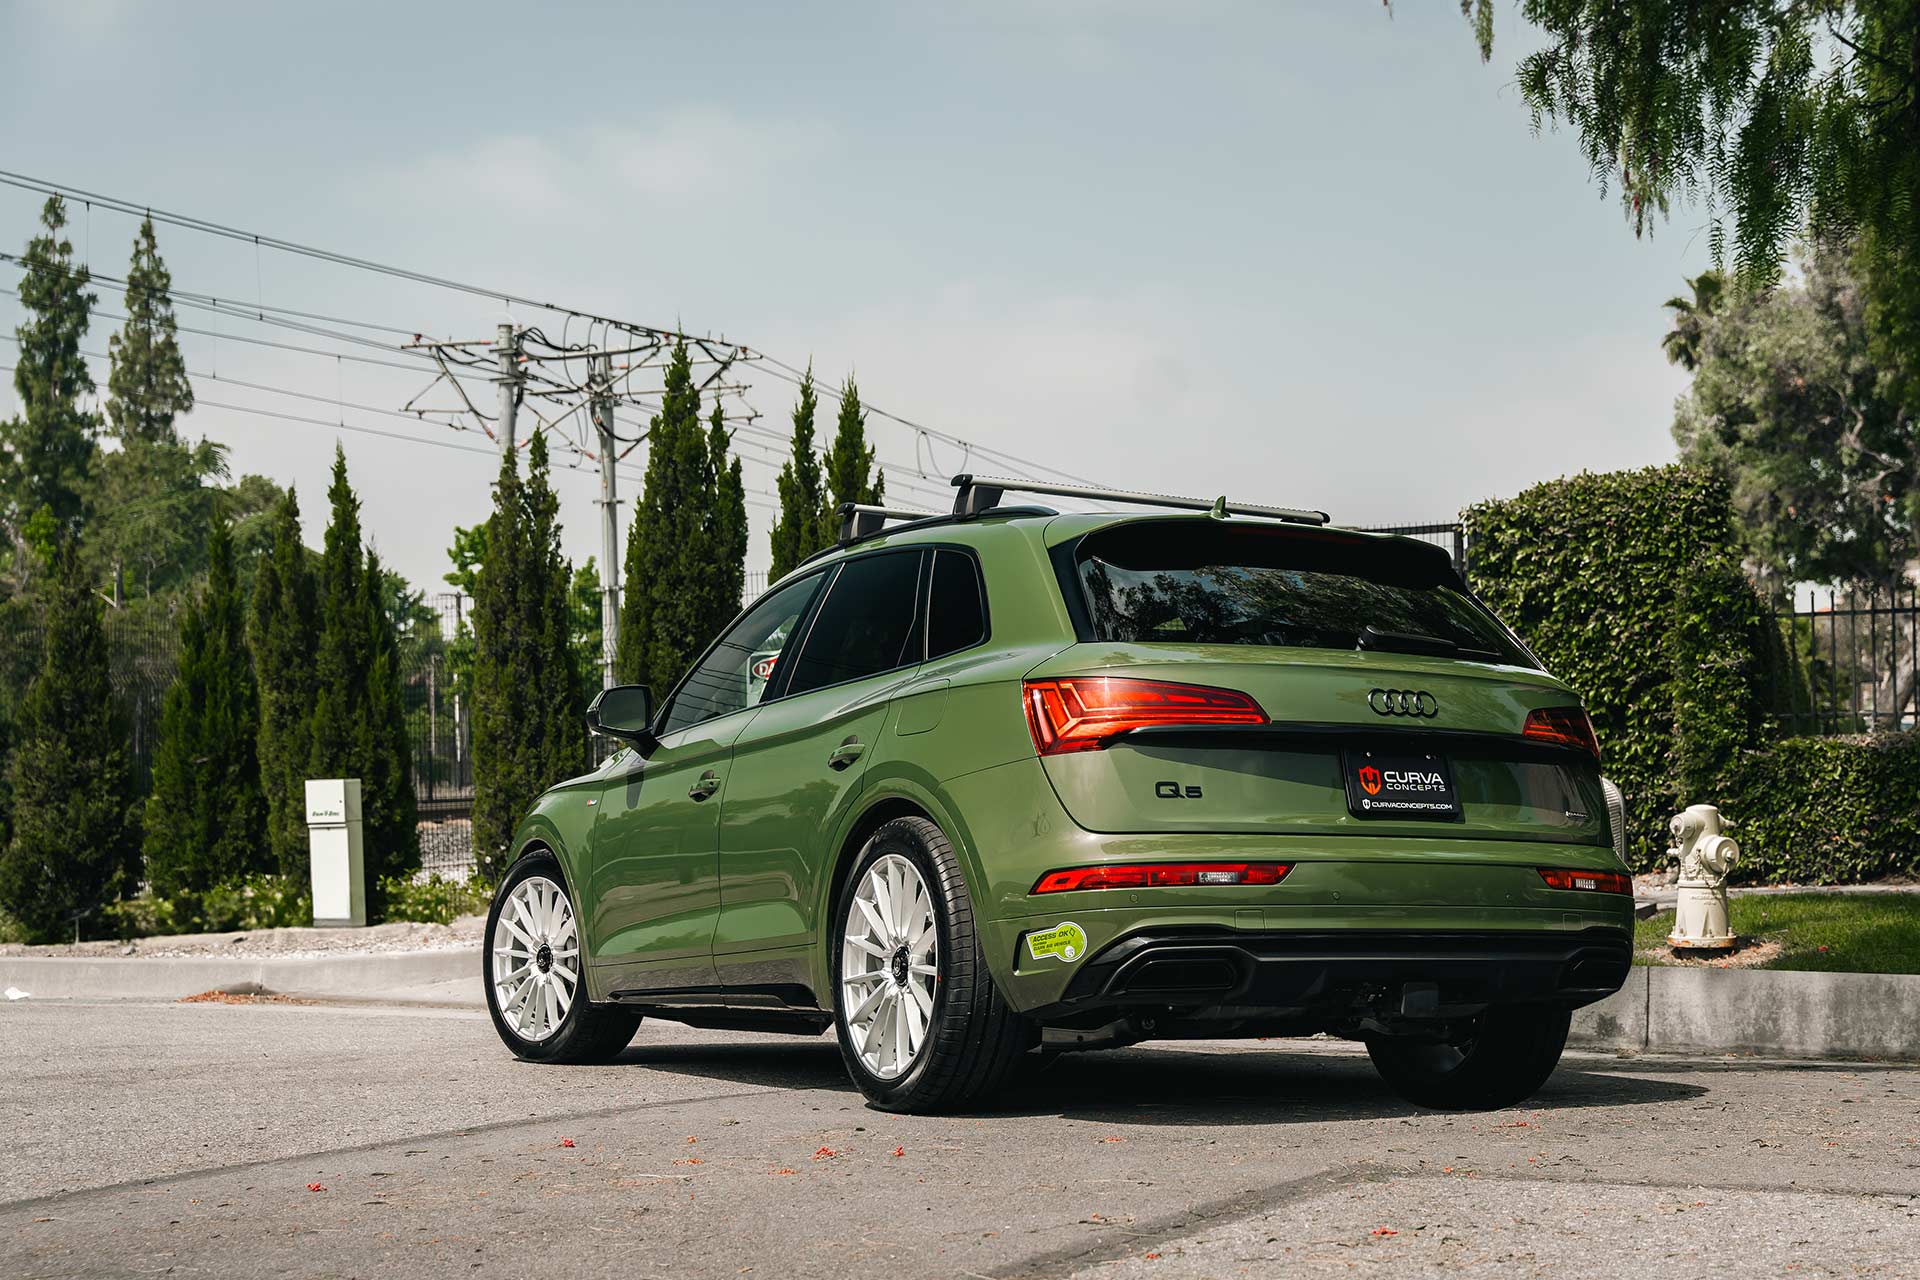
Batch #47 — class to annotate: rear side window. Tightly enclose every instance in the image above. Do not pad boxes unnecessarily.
[926,549,987,659]
[786,551,923,695]
[1073,521,1533,667]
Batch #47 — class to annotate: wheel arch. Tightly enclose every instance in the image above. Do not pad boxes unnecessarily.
[811,780,987,1008]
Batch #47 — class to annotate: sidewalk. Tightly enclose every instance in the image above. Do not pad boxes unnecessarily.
[0,918,484,1004]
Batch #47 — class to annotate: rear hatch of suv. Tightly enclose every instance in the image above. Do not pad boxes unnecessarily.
[1026,516,1608,846]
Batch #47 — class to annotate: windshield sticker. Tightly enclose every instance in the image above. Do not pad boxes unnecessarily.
[1025,921,1088,964]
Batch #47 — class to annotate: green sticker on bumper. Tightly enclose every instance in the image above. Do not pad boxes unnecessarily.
[1025,921,1088,964]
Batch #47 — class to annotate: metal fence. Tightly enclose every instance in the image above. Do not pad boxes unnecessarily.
[0,600,181,797]
[1772,585,1919,735]
[405,593,478,880]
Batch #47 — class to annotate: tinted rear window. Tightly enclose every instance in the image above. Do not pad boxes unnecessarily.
[927,549,987,659]
[1072,522,1532,666]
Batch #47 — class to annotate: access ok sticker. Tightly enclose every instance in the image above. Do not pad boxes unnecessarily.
[1025,921,1088,964]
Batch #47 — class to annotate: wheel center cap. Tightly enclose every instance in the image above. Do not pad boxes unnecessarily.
[536,943,553,974]
[890,946,910,986]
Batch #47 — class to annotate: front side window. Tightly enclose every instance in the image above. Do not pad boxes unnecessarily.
[661,573,822,735]
[1073,522,1533,667]
[785,551,923,696]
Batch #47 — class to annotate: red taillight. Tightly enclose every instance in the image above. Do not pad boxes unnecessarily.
[1023,677,1266,755]
[1032,862,1291,893]
[1538,867,1632,894]
[1522,706,1600,762]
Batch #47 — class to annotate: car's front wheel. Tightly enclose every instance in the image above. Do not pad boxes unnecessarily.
[1366,1004,1571,1110]
[484,852,641,1063]
[831,816,1029,1112]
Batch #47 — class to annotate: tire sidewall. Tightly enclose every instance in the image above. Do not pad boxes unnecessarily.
[830,820,952,1105]
[484,851,591,1062]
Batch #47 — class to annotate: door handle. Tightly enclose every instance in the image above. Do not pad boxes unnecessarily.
[687,769,721,801]
[826,737,865,771]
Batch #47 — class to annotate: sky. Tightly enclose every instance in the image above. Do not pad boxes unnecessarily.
[0,0,1708,596]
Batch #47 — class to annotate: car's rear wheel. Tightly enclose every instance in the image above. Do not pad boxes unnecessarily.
[831,816,1029,1112]
[1366,1004,1570,1110]
[484,852,641,1063]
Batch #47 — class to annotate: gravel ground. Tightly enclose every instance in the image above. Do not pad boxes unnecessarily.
[0,915,486,962]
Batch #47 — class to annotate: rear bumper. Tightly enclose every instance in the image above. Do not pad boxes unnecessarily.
[1024,926,1632,1022]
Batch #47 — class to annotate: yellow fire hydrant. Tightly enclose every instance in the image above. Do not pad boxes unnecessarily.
[1667,804,1738,950]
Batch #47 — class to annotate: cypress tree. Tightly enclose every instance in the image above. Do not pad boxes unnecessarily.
[818,375,883,550]
[91,215,222,597]
[768,366,830,578]
[360,546,418,895]
[105,217,193,444]
[615,343,749,695]
[471,432,584,877]
[1,196,98,537]
[710,403,748,618]
[0,540,136,941]
[250,489,318,879]
[616,341,711,694]
[144,515,266,896]
[309,448,417,903]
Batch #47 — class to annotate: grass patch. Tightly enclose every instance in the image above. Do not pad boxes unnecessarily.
[1634,893,1920,974]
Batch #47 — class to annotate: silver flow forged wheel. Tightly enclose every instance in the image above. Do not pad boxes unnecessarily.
[491,875,579,1043]
[839,853,939,1080]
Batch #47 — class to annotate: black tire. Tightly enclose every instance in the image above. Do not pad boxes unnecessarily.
[484,851,641,1064]
[1366,1004,1571,1110]
[830,816,1031,1113]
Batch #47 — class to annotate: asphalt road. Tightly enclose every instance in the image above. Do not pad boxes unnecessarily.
[3,999,1917,1278]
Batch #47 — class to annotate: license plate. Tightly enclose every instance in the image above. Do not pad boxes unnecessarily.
[1342,749,1460,819]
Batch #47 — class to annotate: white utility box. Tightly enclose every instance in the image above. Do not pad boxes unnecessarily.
[305,778,366,928]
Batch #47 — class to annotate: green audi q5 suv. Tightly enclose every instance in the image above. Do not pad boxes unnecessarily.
[483,477,1633,1113]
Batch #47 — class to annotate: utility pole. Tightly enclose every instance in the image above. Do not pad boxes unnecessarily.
[493,323,520,461]
[591,352,621,689]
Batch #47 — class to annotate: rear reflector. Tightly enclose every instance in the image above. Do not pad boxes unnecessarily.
[1023,677,1266,755]
[1522,706,1601,762]
[1538,867,1633,894]
[1032,862,1291,893]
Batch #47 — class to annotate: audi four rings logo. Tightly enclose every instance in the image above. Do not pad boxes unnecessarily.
[1368,688,1438,717]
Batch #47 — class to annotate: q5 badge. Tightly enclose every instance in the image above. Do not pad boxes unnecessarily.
[1025,921,1088,964]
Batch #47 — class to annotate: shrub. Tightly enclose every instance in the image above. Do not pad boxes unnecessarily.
[1722,733,1920,884]
[1465,466,1784,866]
[97,875,311,939]
[379,873,491,926]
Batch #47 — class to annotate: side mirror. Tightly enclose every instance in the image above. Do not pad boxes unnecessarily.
[586,684,657,753]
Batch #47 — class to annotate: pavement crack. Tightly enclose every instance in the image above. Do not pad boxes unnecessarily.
[990,1160,1383,1279]
[0,1087,771,1216]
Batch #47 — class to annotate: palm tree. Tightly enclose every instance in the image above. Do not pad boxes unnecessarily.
[1661,270,1726,371]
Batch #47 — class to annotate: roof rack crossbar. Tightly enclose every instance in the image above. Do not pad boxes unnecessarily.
[949,474,1329,525]
[836,502,940,544]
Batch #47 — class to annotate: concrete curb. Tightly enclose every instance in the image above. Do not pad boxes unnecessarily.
[0,947,480,1002]
[1571,965,1920,1061]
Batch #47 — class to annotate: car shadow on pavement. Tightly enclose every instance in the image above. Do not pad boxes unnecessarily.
[608,1035,1706,1123]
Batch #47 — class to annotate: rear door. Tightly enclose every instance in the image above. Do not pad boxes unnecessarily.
[1030,518,1608,846]
[715,549,927,963]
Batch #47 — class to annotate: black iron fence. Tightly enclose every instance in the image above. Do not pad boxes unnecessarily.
[1772,584,1919,735]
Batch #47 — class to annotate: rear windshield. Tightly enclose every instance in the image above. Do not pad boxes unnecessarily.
[1071,521,1534,667]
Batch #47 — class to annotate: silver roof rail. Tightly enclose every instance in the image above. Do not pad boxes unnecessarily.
[836,503,940,544]
[949,474,1329,525]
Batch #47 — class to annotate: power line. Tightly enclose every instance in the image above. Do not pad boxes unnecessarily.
[0,168,1100,490]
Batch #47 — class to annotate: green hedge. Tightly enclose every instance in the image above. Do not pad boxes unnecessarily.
[1723,733,1920,884]
[1465,466,1782,868]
